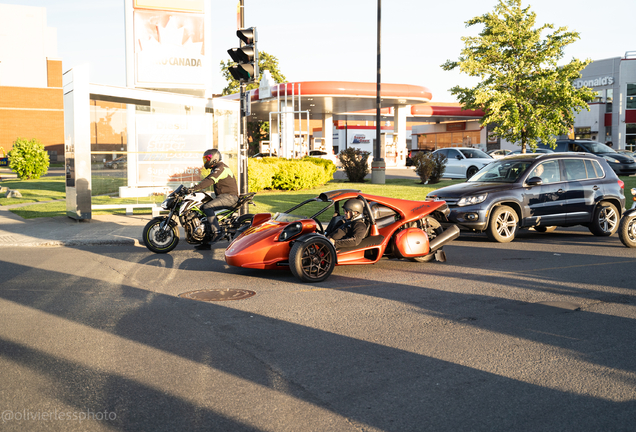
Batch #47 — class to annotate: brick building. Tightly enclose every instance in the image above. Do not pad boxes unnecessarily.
[0,3,64,161]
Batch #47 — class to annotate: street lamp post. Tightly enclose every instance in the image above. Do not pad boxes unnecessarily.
[372,0,385,184]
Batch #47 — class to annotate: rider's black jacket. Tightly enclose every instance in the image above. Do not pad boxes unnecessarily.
[192,162,238,196]
[328,218,367,248]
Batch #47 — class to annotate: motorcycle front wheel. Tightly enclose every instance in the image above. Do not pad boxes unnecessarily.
[143,217,180,253]
[618,214,636,248]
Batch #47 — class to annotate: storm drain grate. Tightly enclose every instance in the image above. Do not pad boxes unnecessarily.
[179,289,256,302]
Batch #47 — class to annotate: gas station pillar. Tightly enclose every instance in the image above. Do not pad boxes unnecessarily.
[322,112,333,156]
[393,104,410,167]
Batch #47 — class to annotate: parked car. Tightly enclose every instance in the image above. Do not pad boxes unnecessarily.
[104,156,127,169]
[538,139,636,176]
[406,149,432,166]
[508,148,554,155]
[251,152,277,159]
[431,147,494,179]
[426,153,625,242]
[487,149,512,159]
[309,150,340,166]
[617,149,636,159]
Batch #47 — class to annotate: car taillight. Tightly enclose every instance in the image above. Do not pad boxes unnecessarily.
[618,179,624,190]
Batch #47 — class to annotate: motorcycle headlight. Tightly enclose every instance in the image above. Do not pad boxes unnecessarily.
[457,194,488,207]
[161,197,175,210]
[278,222,303,242]
[603,155,620,164]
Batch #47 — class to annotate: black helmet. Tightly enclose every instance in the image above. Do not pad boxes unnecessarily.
[343,199,364,216]
[203,149,221,169]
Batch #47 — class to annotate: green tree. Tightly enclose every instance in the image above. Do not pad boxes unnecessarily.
[220,51,287,96]
[220,51,287,154]
[442,0,595,153]
[8,137,49,180]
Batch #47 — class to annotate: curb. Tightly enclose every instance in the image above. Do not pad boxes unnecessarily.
[1,238,139,248]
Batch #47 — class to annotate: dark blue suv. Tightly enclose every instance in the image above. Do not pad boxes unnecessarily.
[427,153,625,242]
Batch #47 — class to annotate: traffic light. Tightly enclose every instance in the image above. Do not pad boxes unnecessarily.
[228,27,258,83]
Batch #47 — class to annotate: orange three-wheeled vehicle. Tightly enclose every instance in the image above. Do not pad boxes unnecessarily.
[225,189,460,282]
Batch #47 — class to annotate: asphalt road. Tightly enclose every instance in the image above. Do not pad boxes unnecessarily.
[1,227,635,431]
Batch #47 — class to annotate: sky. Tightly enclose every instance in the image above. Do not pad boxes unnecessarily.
[6,0,636,102]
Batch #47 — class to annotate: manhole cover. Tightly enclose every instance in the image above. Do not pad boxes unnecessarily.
[179,289,256,302]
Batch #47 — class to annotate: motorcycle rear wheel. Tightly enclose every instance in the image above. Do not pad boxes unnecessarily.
[143,217,180,253]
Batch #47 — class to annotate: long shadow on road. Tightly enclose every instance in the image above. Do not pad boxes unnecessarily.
[1,250,635,431]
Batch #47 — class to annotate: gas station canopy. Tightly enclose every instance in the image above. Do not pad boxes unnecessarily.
[224,81,433,121]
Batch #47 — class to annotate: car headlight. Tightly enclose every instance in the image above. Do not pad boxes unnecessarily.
[603,155,620,163]
[278,222,303,242]
[457,194,488,207]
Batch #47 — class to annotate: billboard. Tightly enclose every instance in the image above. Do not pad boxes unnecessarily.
[125,0,211,93]
[135,114,210,185]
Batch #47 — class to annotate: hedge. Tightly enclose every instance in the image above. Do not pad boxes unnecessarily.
[248,157,336,192]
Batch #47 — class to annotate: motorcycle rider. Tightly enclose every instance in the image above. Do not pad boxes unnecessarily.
[327,199,368,249]
[188,149,239,250]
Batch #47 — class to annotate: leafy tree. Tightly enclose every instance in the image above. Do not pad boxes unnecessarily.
[441,0,595,153]
[220,51,287,154]
[8,137,49,180]
[220,51,287,96]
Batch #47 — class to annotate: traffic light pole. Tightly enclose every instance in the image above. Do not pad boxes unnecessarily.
[240,82,248,214]
[238,0,248,214]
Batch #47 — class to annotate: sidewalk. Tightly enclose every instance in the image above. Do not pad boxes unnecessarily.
[0,166,158,247]
[0,207,153,247]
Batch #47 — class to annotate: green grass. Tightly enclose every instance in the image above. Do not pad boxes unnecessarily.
[0,176,65,206]
[3,174,636,219]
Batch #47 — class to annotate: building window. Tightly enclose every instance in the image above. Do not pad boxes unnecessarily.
[606,89,613,113]
[594,90,604,103]
[626,123,636,151]
[628,84,636,109]
[575,127,591,140]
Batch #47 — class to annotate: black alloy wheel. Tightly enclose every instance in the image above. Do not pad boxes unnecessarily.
[289,237,336,283]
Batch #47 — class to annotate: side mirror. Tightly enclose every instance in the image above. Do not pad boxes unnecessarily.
[456,155,462,160]
[526,176,543,186]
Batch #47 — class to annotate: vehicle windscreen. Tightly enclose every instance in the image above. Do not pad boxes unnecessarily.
[579,141,615,154]
[469,159,534,183]
[460,149,491,159]
[274,199,333,223]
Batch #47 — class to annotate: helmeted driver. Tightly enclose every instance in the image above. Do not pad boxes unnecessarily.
[327,198,368,248]
[188,149,239,250]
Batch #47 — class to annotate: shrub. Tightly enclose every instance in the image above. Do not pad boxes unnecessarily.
[339,147,370,182]
[302,156,337,184]
[8,138,49,180]
[248,157,334,192]
[248,159,280,191]
[413,152,434,184]
[429,152,447,184]
[272,161,324,191]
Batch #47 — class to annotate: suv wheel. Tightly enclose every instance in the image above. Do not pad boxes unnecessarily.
[466,166,479,179]
[589,202,619,236]
[486,205,518,243]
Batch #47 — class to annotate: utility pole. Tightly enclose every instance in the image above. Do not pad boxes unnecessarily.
[372,0,385,184]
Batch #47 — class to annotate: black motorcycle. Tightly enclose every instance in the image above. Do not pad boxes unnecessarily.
[142,185,255,253]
